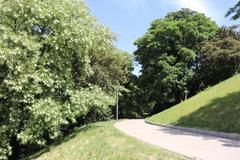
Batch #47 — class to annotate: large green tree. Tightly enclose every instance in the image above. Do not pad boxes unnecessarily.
[0,0,131,159]
[199,26,240,86]
[134,9,218,113]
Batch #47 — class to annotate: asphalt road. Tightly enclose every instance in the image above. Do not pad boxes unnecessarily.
[115,119,240,160]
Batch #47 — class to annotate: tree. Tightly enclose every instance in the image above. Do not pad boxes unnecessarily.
[134,9,218,113]
[119,74,154,118]
[88,48,132,92]
[0,0,131,159]
[199,26,240,86]
[226,1,240,20]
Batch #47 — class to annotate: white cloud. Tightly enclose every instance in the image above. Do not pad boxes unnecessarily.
[113,0,216,16]
[159,0,221,24]
[113,0,222,25]
[174,0,209,14]
[113,0,210,16]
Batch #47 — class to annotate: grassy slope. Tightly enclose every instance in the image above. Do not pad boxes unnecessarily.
[24,121,185,160]
[147,75,240,134]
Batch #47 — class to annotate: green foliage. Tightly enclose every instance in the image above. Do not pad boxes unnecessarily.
[199,26,240,86]
[134,9,218,113]
[88,49,132,92]
[18,98,64,146]
[0,0,131,159]
[0,129,12,160]
[226,1,240,20]
[119,75,152,118]
[67,86,115,123]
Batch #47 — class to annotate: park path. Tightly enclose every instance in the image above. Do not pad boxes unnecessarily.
[115,119,240,160]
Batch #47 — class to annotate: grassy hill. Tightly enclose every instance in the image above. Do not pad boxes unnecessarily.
[147,75,240,134]
[24,121,185,160]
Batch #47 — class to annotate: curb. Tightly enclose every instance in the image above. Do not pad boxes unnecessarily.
[145,120,240,141]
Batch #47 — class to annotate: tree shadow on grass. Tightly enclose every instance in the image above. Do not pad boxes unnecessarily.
[153,91,240,148]
[22,124,101,160]
[175,91,240,134]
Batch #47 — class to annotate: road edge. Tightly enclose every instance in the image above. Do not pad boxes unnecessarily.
[114,120,192,160]
[145,119,240,141]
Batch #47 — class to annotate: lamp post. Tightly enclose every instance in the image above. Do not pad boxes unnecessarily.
[116,90,119,120]
[184,89,189,101]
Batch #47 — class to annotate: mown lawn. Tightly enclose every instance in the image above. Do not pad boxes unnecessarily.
[24,121,185,160]
[147,75,240,134]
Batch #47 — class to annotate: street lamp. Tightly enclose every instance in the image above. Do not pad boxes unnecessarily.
[116,89,119,120]
[184,89,189,101]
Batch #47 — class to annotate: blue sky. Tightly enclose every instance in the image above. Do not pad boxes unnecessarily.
[85,0,239,74]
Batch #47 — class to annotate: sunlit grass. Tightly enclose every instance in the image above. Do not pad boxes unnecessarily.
[147,75,240,134]
[24,121,185,160]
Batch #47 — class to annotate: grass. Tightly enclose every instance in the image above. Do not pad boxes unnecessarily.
[147,75,240,134]
[23,121,185,160]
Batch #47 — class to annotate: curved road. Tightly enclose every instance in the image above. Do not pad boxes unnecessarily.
[115,119,240,160]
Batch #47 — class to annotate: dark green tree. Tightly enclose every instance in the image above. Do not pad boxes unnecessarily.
[119,74,155,118]
[134,9,218,113]
[88,48,132,92]
[199,26,240,86]
[226,1,240,20]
